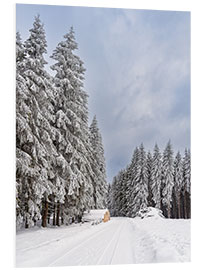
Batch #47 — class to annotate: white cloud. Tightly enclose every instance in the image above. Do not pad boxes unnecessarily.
[88,9,190,179]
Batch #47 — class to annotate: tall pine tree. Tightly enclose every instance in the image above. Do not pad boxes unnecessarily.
[173,151,183,218]
[24,15,60,228]
[151,144,162,209]
[146,151,153,207]
[131,143,148,217]
[16,31,34,228]
[162,140,174,218]
[50,26,94,223]
[16,16,59,228]
[126,147,140,217]
[182,149,191,218]
[89,115,107,209]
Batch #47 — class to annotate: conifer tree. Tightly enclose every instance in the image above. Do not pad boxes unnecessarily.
[126,147,140,217]
[124,165,131,216]
[151,144,162,209]
[16,31,34,228]
[110,176,118,216]
[107,183,112,213]
[162,140,174,218]
[146,151,153,207]
[89,115,107,208]
[24,15,61,227]
[173,151,183,218]
[182,149,191,218]
[132,143,148,216]
[16,16,57,228]
[114,171,123,216]
[16,32,26,68]
[120,169,128,216]
[50,26,94,223]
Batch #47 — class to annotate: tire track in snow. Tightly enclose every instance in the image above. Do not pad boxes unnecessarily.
[95,219,126,265]
[17,238,63,253]
[17,223,108,253]
[48,219,122,266]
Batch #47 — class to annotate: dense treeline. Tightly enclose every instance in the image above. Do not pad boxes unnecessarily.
[16,15,107,229]
[108,141,191,219]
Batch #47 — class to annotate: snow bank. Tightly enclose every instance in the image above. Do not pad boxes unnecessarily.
[131,208,190,263]
[136,207,164,219]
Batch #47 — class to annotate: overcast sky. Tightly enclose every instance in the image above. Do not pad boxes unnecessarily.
[16,4,190,182]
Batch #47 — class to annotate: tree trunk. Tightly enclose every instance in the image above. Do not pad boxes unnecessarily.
[177,194,181,219]
[167,204,171,218]
[184,191,187,219]
[42,200,48,227]
[187,192,191,219]
[78,215,82,223]
[53,203,56,226]
[56,202,60,226]
[61,207,64,225]
[25,218,29,229]
[93,191,97,209]
[172,191,176,218]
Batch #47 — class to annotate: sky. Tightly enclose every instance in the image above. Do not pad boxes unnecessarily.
[16,4,190,182]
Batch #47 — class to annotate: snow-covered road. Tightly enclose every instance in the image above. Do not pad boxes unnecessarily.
[48,218,134,266]
[16,216,190,267]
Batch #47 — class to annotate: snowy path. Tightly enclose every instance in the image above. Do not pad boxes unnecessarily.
[48,217,134,266]
[16,217,190,267]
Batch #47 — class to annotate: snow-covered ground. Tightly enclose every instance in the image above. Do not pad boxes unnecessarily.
[16,213,190,267]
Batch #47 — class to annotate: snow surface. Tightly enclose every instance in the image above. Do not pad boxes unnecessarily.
[16,212,190,267]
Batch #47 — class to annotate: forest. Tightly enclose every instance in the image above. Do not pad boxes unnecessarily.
[107,141,191,219]
[16,15,191,230]
[16,15,107,229]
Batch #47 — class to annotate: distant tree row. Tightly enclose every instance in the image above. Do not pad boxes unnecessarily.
[16,15,107,229]
[107,141,191,219]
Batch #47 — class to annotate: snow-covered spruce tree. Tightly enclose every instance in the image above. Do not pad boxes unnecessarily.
[162,140,174,218]
[115,172,122,216]
[110,168,128,217]
[16,31,34,228]
[110,176,118,216]
[182,149,191,219]
[131,143,148,217]
[146,151,153,207]
[125,166,132,217]
[24,15,61,228]
[126,147,140,217]
[107,183,112,213]
[113,171,122,216]
[50,27,94,224]
[17,15,61,228]
[173,151,183,218]
[89,115,108,209]
[151,144,162,209]
[119,168,129,217]
[16,26,49,228]
[114,169,127,217]
[16,32,26,69]
[124,165,131,216]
